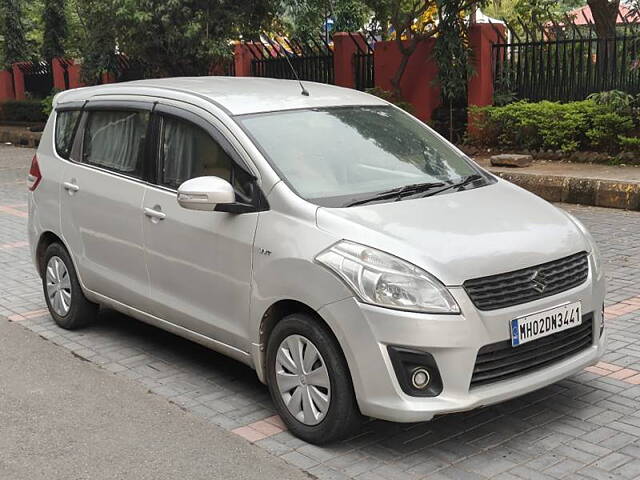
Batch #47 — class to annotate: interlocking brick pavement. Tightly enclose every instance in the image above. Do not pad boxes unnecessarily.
[2,145,640,479]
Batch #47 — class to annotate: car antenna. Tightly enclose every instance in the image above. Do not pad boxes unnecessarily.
[281,44,309,96]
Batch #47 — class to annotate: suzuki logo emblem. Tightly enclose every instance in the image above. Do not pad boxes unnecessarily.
[530,270,547,293]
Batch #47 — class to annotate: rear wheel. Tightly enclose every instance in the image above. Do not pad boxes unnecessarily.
[42,243,98,329]
[266,313,362,444]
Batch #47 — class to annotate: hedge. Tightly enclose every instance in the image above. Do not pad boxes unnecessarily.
[469,100,636,153]
[0,100,48,123]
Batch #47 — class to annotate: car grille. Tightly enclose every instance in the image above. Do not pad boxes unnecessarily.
[470,313,593,388]
[463,252,589,311]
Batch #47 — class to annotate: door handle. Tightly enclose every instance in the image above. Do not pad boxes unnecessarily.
[63,181,79,192]
[144,207,166,221]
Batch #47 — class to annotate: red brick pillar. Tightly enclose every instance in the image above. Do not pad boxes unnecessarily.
[468,23,503,109]
[101,72,116,84]
[12,63,25,100]
[0,70,15,100]
[68,62,83,89]
[234,43,254,77]
[333,32,366,89]
[52,58,67,90]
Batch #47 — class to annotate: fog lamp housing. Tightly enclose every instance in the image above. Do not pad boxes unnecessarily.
[387,346,443,397]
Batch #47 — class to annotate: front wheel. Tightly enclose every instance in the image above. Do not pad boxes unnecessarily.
[266,313,362,444]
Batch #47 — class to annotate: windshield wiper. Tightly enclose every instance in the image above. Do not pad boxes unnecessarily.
[345,181,446,207]
[420,174,484,198]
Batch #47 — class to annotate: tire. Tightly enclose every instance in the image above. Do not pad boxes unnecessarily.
[266,313,362,444]
[41,242,98,329]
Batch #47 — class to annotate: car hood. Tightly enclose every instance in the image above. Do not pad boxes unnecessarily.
[315,180,589,286]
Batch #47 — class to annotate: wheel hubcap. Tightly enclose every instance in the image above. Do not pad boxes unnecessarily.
[46,256,72,316]
[275,334,331,426]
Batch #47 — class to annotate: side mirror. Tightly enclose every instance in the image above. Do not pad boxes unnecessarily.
[177,176,235,211]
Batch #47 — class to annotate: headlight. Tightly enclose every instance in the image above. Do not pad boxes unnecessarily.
[316,241,460,314]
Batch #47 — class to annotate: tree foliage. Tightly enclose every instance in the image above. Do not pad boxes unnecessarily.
[42,0,68,61]
[484,0,625,40]
[1,0,29,68]
[69,0,279,81]
[433,0,473,140]
[281,0,372,38]
[484,0,582,37]
[434,0,471,105]
[74,0,118,82]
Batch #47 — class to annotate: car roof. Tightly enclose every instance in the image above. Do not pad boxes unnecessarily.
[55,76,387,116]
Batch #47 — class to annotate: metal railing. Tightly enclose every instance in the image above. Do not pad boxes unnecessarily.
[248,35,334,85]
[350,32,375,91]
[18,61,53,98]
[209,56,235,76]
[490,13,640,102]
[114,54,145,82]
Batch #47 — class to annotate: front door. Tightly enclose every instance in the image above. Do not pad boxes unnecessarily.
[142,107,259,351]
[61,105,152,309]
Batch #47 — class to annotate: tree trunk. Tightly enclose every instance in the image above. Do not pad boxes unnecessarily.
[390,36,418,97]
[587,0,619,82]
[587,0,619,39]
[390,49,411,95]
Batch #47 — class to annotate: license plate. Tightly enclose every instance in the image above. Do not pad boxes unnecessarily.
[510,301,582,347]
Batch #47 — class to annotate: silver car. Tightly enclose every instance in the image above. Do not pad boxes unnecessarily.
[27,77,606,444]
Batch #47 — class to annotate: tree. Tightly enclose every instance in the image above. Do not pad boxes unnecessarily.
[1,0,29,68]
[433,0,472,141]
[587,0,620,39]
[73,0,117,82]
[42,0,68,61]
[110,0,278,78]
[365,0,482,95]
[484,0,583,39]
[282,0,371,38]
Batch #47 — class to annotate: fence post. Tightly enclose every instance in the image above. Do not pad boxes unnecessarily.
[101,72,116,84]
[0,70,15,100]
[333,32,362,89]
[234,43,254,77]
[11,63,26,100]
[52,58,66,90]
[67,61,83,89]
[468,23,504,130]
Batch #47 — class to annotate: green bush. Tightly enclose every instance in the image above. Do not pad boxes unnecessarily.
[587,113,634,149]
[470,100,635,153]
[41,89,62,117]
[619,135,640,153]
[587,90,635,114]
[0,100,48,123]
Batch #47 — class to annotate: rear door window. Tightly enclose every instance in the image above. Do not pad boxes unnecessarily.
[82,110,150,178]
[55,110,81,159]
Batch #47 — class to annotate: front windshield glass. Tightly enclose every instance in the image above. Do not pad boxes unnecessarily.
[238,106,485,207]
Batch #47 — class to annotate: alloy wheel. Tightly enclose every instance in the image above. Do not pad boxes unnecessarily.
[275,334,331,426]
[46,256,72,316]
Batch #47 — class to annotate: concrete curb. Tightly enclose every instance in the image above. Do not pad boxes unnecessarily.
[494,170,640,210]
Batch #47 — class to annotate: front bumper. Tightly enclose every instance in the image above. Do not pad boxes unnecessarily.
[318,257,606,423]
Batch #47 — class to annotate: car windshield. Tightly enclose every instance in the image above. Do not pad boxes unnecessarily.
[237,106,487,207]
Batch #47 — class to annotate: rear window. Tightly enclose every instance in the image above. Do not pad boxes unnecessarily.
[82,110,150,178]
[54,110,81,159]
